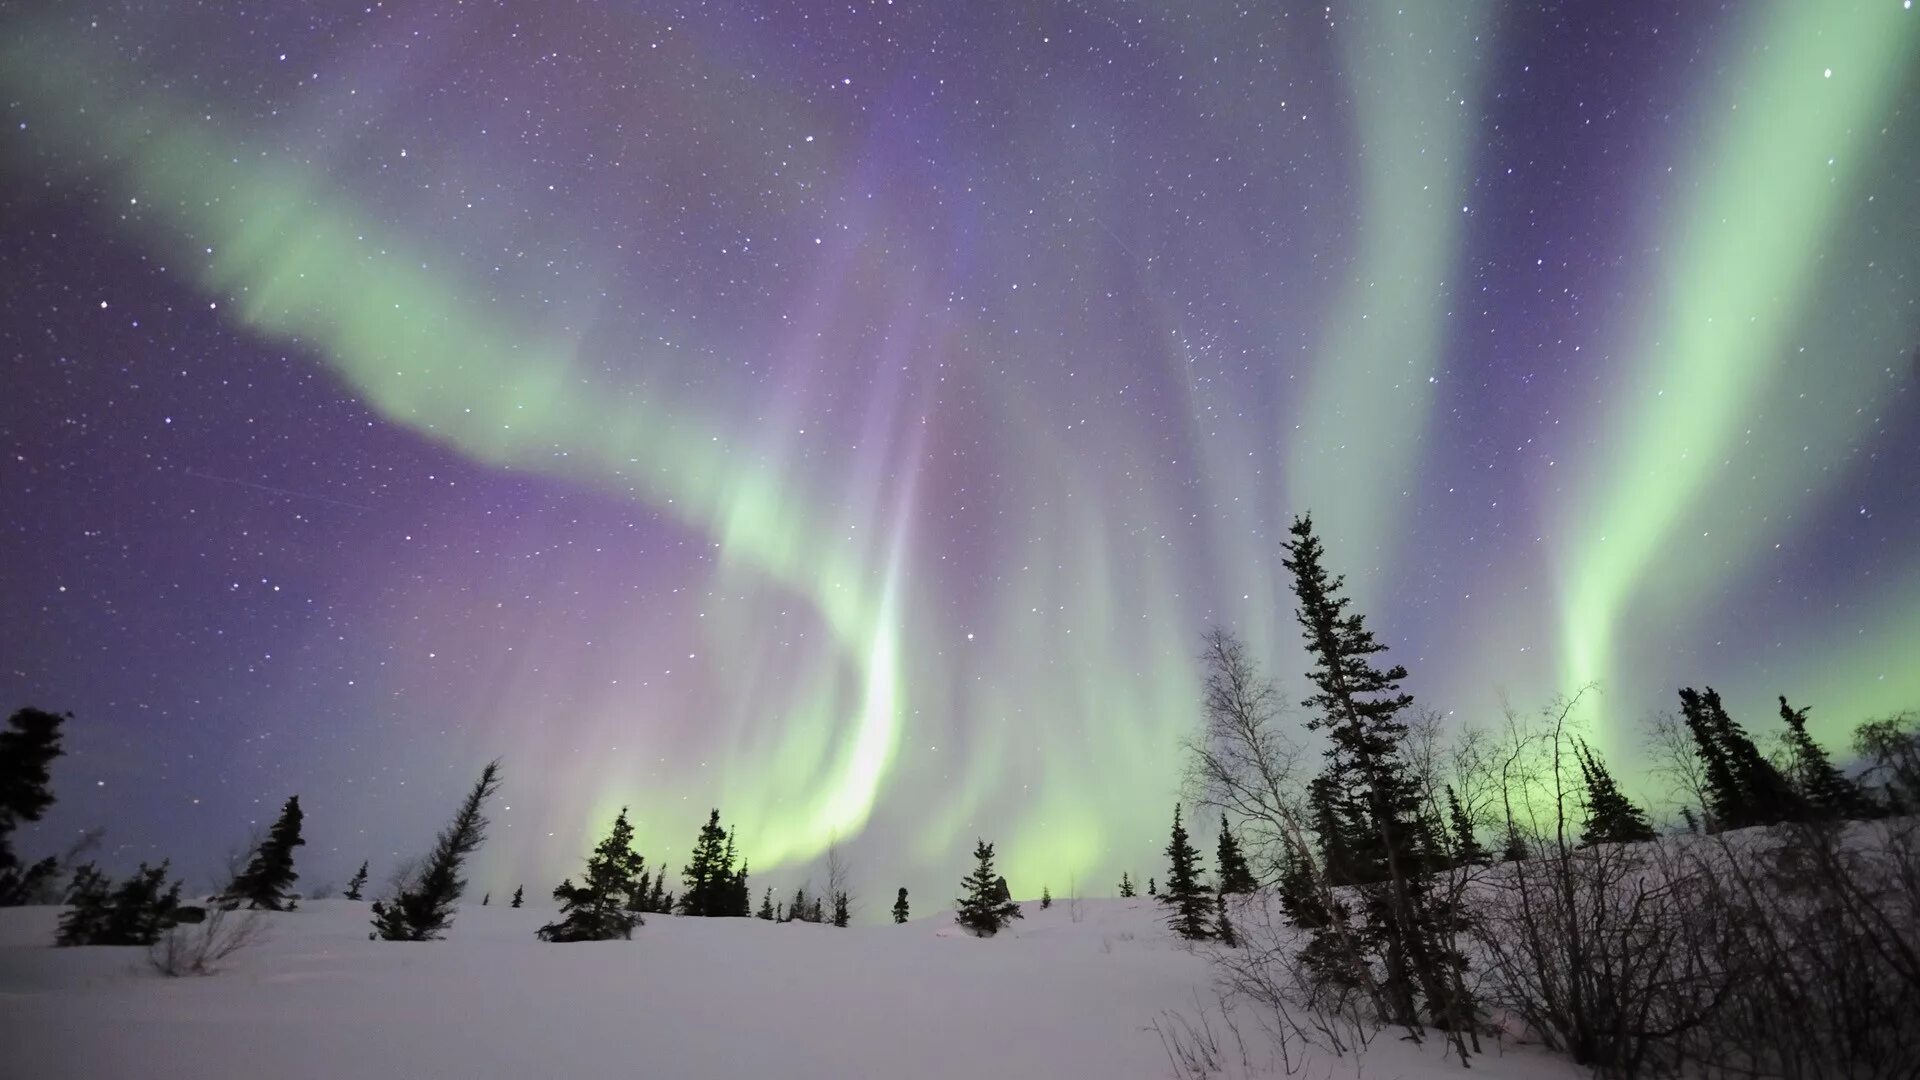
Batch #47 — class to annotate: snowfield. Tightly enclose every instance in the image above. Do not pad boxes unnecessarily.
[0,896,1581,1079]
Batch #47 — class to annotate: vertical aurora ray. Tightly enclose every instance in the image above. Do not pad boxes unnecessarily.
[1555,0,1919,740]
[1286,0,1493,596]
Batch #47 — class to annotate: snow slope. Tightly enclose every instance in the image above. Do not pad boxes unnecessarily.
[0,896,1580,1079]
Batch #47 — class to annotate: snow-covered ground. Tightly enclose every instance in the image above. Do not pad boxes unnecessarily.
[0,896,1580,1078]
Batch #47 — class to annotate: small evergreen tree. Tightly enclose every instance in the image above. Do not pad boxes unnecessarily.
[678,810,743,917]
[1040,885,1052,910]
[1148,877,1157,896]
[1118,871,1136,898]
[1162,804,1213,940]
[1502,820,1529,862]
[0,707,66,876]
[758,888,775,920]
[511,885,524,908]
[786,886,808,924]
[1778,696,1872,820]
[345,860,370,901]
[1576,741,1656,847]
[892,886,909,923]
[649,871,667,914]
[538,807,646,942]
[1445,786,1489,866]
[955,839,1022,936]
[225,795,305,910]
[1216,816,1258,893]
[832,891,850,928]
[372,760,502,941]
[56,861,181,946]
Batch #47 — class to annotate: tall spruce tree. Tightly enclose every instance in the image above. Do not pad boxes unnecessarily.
[1778,696,1871,820]
[1118,871,1136,898]
[225,795,305,910]
[1283,514,1469,1035]
[1216,815,1258,893]
[1162,804,1213,940]
[538,807,646,942]
[372,760,502,941]
[1445,786,1489,866]
[0,707,66,875]
[345,860,370,901]
[892,886,909,923]
[955,839,1022,936]
[1576,741,1656,847]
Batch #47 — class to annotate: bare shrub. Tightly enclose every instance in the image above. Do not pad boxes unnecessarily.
[1673,819,1920,1079]
[148,906,267,977]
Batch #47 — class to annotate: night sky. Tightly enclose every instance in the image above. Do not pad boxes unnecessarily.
[2,2,1916,905]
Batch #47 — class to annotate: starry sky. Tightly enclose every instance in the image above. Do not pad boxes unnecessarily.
[2,1,1917,905]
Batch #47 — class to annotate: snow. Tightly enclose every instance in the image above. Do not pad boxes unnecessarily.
[0,896,1580,1079]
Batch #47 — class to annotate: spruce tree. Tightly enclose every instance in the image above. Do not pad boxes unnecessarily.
[1283,514,1469,1034]
[1118,871,1136,898]
[649,871,667,914]
[1444,787,1489,866]
[1148,877,1156,896]
[1162,804,1212,940]
[892,886,909,923]
[955,839,1022,936]
[1778,696,1871,820]
[1216,815,1258,893]
[787,886,809,924]
[677,810,737,917]
[538,807,646,942]
[372,760,502,941]
[225,795,305,910]
[0,707,66,874]
[1502,820,1529,862]
[56,861,181,946]
[1576,741,1656,847]
[832,891,851,928]
[758,888,775,920]
[1680,687,1803,829]
[1041,885,1052,910]
[482,892,490,906]
[345,860,370,901]
[511,885,524,908]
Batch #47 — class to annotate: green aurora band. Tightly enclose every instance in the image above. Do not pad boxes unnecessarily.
[1553,0,1920,749]
[3,0,1916,886]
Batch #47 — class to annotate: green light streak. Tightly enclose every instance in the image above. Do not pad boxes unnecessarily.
[1557,0,1918,728]
[1287,0,1492,598]
[0,29,903,870]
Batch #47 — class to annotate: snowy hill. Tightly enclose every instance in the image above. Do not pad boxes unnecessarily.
[0,897,1578,1079]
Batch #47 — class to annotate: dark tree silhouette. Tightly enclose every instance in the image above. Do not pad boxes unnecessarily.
[1216,815,1258,893]
[371,760,502,941]
[1162,804,1213,940]
[1575,741,1656,847]
[538,807,646,942]
[345,860,370,901]
[224,796,305,910]
[892,886,909,923]
[0,707,66,876]
[955,839,1021,936]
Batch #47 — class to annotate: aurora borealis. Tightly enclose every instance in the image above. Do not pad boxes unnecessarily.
[2,1,1916,905]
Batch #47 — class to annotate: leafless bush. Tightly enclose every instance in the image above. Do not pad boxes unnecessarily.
[148,906,267,977]
[1183,626,1310,885]
[1672,819,1920,1079]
